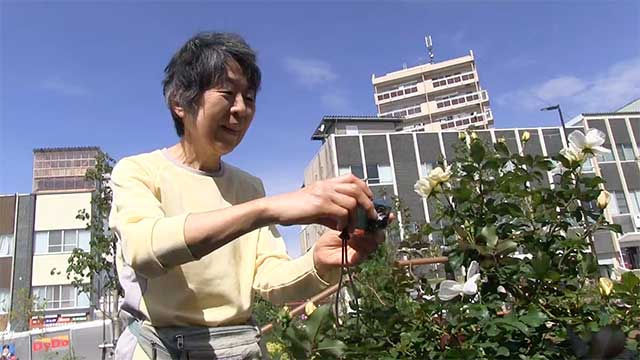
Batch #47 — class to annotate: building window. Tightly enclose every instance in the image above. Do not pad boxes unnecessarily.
[32,285,90,310]
[616,143,635,161]
[0,288,9,313]
[366,164,393,185]
[345,125,359,135]
[629,190,640,215]
[420,162,435,177]
[582,158,595,172]
[596,148,616,162]
[34,229,90,254]
[338,165,364,179]
[0,234,13,257]
[609,191,630,215]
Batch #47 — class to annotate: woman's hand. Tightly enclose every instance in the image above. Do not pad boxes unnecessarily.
[312,227,391,275]
[266,174,377,231]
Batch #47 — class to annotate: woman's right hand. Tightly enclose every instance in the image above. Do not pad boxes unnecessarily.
[266,174,377,231]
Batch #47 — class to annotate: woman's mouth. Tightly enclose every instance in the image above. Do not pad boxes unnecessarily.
[221,126,240,135]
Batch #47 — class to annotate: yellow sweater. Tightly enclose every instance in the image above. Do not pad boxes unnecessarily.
[109,149,336,327]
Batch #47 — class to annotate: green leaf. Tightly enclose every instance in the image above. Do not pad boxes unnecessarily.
[495,240,518,254]
[519,307,548,328]
[453,187,473,202]
[496,347,510,356]
[462,164,479,174]
[494,141,510,156]
[621,271,640,290]
[284,324,311,358]
[316,338,346,358]
[534,159,554,171]
[603,223,623,234]
[581,254,599,275]
[557,154,571,169]
[481,225,498,248]
[304,304,334,342]
[485,324,499,337]
[483,159,500,171]
[494,203,524,217]
[494,317,529,334]
[470,140,485,164]
[531,252,551,279]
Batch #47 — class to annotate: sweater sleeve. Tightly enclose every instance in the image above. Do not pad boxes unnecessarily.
[109,157,196,279]
[251,182,341,304]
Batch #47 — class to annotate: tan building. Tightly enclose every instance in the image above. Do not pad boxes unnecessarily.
[1,147,100,334]
[32,147,99,193]
[372,50,492,131]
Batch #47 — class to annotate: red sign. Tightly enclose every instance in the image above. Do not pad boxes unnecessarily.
[32,335,70,352]
[30,313,88,329]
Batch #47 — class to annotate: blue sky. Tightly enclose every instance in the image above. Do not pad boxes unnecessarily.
[1,1,639,256]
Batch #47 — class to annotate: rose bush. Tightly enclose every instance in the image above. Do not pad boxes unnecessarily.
[267,129,639,359]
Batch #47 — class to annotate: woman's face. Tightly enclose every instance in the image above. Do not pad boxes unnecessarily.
[179,62,257,157]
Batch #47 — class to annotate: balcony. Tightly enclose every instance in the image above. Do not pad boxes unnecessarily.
[428,70,476,92]
[430,90,488,114]
[375,83,424,105]
[439,109,493,130]
[379,104,423,119]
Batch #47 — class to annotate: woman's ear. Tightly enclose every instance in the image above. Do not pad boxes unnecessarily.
[173,102,186,120]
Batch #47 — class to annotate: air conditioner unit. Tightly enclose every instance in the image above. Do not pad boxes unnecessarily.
[633,214,640,228]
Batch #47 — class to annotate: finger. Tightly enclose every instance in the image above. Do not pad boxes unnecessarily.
[346,247,367,267]
[324,203,350,232]
[335,174,373,199]
[348,230,378,254]
[330,192,358,232]
[388,212,396,224]
[334,183,375,221]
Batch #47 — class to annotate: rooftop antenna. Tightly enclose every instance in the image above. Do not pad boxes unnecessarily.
[425,35,435,64]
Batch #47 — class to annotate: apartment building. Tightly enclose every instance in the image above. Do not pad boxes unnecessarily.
[567,99,640,269]
[372,50,492,132]
[0,147,100,333]
[301,106,640,271]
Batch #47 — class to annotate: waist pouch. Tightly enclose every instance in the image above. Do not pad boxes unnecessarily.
[127,319,263,360]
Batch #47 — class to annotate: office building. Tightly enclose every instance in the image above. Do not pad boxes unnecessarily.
[372,49,492,131]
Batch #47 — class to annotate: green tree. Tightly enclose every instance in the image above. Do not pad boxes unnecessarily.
[8,287,46,332]
[63,152,121,348]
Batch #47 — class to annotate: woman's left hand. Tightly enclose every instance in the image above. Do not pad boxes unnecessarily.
[312,223,391,275]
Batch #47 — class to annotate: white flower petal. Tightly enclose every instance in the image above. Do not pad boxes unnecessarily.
[466,261,480,280]
[462,280,478,296]
[568,131,587,149]
[414,178,435,198]
[585,129,606,148]
[438,280,463,301]
[591,146,611,155]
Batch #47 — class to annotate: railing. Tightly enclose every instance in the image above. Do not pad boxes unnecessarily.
[432,70,475,89]
[376,83,420,102]
[379,104,422,118]
[260,256,449,334]
[434,90,487,112]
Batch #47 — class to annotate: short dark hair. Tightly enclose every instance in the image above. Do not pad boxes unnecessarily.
[162,32,262,137]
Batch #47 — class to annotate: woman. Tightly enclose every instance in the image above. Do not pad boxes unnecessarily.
[110,32,389,359]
